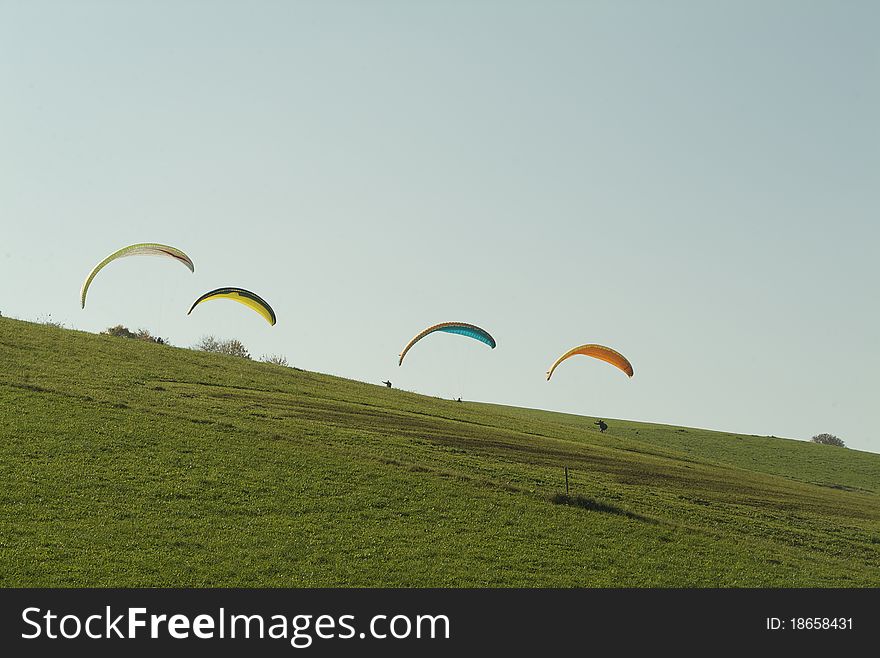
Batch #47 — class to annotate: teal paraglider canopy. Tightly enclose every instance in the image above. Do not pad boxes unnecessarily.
[398,322,496,366]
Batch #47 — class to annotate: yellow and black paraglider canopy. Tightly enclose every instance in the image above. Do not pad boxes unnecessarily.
[187,287,276,326]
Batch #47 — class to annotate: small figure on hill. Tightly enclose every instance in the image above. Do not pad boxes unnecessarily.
[595,419,608,433]
[456,397,462,402]
[382,380,392,388]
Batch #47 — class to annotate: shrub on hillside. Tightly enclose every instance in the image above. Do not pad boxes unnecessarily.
[260,354,289,367]
[195,335,251,359]
[36,314,64,328]
[103,325,167,344]
[104,325,137,339]
[810,433,846,448]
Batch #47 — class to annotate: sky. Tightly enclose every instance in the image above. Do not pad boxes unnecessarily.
[1,1,877,452]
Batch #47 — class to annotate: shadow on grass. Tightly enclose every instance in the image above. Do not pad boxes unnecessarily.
[550,493,654,523]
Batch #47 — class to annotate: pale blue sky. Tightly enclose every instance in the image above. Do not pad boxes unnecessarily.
[2,1,877,451]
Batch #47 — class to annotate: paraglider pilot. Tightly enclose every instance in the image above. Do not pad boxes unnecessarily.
[595,420,608,433]
[382,380,392,388]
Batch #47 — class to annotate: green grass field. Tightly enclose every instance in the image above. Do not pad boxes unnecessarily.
[1,317,878,587]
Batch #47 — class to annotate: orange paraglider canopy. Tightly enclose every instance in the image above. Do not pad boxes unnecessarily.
[546,344,634,380]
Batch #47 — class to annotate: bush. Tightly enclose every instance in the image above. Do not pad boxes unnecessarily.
[36,314,64,329]
[104,324,137,339]
[194,335,220,352]
[102,325,167,344]
[195,335,251,359]
[260,354,289,367]
[810,433,846,448]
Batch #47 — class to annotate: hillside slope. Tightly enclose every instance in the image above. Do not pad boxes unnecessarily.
[1,317,878,586]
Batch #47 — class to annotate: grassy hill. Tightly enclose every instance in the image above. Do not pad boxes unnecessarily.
[1,316,878,587]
